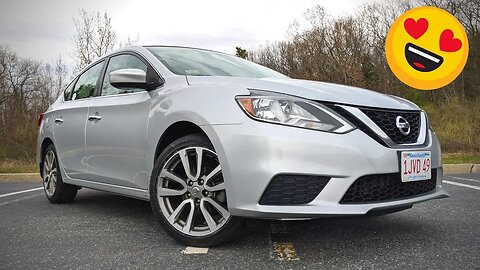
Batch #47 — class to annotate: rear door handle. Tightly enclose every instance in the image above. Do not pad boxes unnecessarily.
[88,115,102,121]
[54,118,64,123]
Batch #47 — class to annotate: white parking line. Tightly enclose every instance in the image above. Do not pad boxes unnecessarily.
[0,187,43,198]
[0,194,43,206]
[444,180,480,191]
[181,246,209,254]
[447,176,480,183]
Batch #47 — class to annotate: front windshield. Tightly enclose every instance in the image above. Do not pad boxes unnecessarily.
[146,46,288,79]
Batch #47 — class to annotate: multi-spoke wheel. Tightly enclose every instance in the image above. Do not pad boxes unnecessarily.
[42,144,78,203]
[150,134,243,246]
[43,149,58,197]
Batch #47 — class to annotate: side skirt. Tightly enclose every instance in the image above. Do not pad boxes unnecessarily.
[64,177,150,201]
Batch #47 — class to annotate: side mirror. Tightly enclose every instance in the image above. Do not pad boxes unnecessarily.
[109,68,162,91]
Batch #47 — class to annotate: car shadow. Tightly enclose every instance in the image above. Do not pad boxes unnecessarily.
[66,189,442,254]
[68,189,270,248]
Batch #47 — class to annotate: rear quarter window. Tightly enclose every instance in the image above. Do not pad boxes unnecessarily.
[63,81,75,101]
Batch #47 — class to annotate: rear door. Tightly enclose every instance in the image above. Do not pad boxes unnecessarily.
[53,60,105,179]
[84,53,154,189]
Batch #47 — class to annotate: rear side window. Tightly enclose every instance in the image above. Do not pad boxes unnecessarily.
[101,54,148,96]
[72,61,105,100]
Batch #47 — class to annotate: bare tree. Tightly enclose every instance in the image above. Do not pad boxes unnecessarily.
[119,34,140,47]
[0,46,9,105]
[250,0,480,100]
[51,56,69,97]
[0,2,479,163]
[72,9,117,71]
[0,47,67,161]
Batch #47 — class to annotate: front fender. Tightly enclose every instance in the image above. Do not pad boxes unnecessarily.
[146,84,248,189]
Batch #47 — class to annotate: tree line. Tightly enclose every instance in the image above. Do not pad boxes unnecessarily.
[246,0,480,153]
[0,2,478,164]
[0,10,128,162]
[0,46,67,161]
[248,0,480,103]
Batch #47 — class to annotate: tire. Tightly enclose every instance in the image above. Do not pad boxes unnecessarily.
[150,134,244,247]
[42,144,78,203]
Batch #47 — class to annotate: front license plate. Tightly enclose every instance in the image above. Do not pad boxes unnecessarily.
[400,151,432,182]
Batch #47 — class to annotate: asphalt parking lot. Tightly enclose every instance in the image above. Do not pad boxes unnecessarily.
[0,174,479,269]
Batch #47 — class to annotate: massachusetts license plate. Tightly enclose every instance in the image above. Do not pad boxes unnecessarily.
[400,151,431,182]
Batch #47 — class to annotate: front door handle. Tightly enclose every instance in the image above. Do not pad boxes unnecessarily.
[88,115,102,121]
[54,118,64,123]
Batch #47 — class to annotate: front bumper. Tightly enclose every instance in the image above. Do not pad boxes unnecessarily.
[208,122,448,219]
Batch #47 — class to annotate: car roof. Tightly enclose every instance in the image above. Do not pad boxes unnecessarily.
[141,45,230,55]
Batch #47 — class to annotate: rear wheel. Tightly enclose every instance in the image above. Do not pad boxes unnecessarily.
[42,144,78,203]
[150,134,243,247]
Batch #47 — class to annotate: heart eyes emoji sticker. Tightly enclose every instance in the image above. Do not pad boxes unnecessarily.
[386,6,469,90]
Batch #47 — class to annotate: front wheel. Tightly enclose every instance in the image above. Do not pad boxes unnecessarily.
[150,134,244,247]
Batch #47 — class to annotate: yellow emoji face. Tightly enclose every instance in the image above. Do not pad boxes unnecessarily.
[385,6,469,90]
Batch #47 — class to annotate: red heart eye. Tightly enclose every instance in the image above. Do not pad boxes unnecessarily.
[439,29,462,52]
[404,18,428,39]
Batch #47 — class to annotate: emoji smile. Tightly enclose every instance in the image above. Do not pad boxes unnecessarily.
[404,43,444,72]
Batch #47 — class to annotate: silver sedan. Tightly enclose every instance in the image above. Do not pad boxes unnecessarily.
[37,46,448,246]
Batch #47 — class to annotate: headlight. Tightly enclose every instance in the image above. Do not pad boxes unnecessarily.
[236,91,355,133]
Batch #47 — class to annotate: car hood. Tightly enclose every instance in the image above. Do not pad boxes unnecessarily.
[186,76,420,110]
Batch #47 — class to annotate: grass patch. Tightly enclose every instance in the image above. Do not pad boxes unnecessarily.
[442,153,480,164]
[0,159,38,173]
[422,99,480,153]
[0,153,478,174]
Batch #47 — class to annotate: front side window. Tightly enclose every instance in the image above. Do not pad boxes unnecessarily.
[72,61,105,100]
[101,54,148,96]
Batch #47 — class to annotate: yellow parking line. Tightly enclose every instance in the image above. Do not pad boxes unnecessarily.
[271,221,288,234]
[273,242,299,261]
[270,221,300,261]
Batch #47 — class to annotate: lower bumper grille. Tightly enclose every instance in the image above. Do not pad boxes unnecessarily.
[340,169,437,204]
[259,175,330,205]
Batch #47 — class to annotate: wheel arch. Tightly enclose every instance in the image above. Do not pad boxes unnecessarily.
[153,121,209,164]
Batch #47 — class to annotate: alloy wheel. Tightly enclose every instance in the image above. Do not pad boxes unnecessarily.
[157,147,230,237]
[43,149,58,197]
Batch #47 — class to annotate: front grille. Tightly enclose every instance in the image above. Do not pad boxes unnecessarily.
[340,169,437,204]
[324,103,423,146]
[361,108,421,144]
[259,175,330,205]
[325,105,388,147]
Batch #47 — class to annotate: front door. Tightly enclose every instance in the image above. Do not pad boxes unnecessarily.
[84,53,154,189]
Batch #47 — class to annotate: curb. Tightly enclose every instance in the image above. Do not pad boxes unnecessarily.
[0,173,41,182]
[443,164,480,174]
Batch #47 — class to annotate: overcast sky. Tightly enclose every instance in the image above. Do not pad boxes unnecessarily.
[0,0,377,66]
